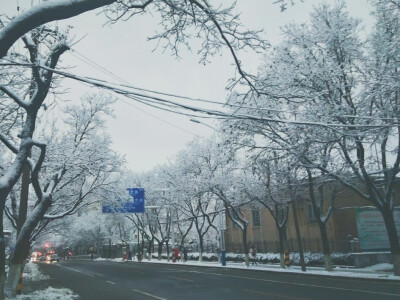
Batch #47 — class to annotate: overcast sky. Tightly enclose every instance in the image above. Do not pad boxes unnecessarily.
[2,0,373,172]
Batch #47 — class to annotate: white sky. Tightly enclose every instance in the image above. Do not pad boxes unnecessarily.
[1,0,373,172]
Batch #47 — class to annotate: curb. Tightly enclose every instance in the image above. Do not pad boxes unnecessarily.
[121,259,399,283]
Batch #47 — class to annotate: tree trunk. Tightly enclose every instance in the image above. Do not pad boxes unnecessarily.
[199,238,204,262]
[242,226,249,267]
[292,201,306,271]
[277,226,288,269]
[17,160,30,236]
[157,243,162,260]
[6,234,30,297]
[381,206,400,276]
[166,242,170,262]
[7,195,54,295]
[6,161,31,297]
[5,262,25,298]
[149,239,154,260]
[0,207,5,300]
[318,221,333,271]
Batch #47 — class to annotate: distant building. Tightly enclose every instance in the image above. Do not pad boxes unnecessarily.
[224,182,400,253]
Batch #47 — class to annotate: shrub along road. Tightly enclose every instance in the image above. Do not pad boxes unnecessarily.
[28,259,400,300]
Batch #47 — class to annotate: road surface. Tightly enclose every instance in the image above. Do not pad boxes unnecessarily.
[30,259,400,300]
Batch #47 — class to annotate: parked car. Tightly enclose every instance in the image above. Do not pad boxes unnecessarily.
[39,256,46,262]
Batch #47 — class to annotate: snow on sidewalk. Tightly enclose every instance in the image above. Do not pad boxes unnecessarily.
[100,256,400,281]
[6,262,79,300]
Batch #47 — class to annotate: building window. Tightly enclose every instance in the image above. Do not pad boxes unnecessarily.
[251,210,261,227]
[306,203,317,223]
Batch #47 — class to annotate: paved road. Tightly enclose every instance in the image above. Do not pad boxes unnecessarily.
[32,260,400,300]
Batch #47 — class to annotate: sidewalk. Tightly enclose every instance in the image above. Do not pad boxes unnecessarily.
[98,256,399,281]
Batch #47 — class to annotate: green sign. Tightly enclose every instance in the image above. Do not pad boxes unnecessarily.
[354,207,400,251]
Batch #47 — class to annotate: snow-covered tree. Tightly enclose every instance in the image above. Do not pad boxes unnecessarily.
[161,140,221,262]
[179,139,254,265]
[0,3,267,296]
[0,25,71,297]
[4,93,121,296]
[223,2,400,275]
[244,155,295,269]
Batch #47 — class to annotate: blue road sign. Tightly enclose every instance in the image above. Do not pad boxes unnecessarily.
[102,188,145,213]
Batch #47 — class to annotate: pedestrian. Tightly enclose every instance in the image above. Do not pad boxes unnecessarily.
[250,245,257,266]
[90,253,94,261]
[183,247,188,262]
[172,248,179,263]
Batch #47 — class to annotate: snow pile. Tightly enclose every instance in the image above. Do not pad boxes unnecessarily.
[159,251,354,266]
[96,257,125,262]
[16,286,78,300]
[102,251,355,266]
[225,252,353,266]
[6,262,79,299]
[289,252,353,266]
[362,263,393,272]
[187,252,219,261]
[23,262,49,281]
[136,257,400,280]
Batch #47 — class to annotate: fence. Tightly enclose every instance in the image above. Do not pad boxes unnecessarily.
[72,237,354,259]
[226,238,353,254]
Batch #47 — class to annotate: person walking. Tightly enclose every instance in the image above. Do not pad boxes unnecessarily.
[90,253,94,261]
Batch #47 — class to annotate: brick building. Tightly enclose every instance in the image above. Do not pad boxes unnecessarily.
[224,182,400,254]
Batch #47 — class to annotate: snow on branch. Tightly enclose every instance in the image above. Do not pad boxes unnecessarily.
[0,132,18,154]
[0,84,29,109]
[4,206,17,230]
[0,0,115,59]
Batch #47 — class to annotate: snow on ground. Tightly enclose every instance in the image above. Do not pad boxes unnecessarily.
[10,256,398,298]
[97,255,400,281]
[23,262,49,281]
[362,263,394,272]
[15,287,78,300]
[6,262,79,300]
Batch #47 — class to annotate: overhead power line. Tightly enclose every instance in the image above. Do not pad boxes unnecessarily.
[64,49,400,123]
[69,49,200,137]
[2,62,400,131]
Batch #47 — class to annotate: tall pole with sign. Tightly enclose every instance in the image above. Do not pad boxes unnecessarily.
[171,210,175,255]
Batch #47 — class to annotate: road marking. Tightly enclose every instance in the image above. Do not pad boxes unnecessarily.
[168,276,194,282]
[106,281,116,285]
[58,265,94,277]
[180,270,400,297]
[131,288,167,300]
[245,289,308,300]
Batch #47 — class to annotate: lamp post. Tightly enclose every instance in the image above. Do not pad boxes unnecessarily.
[190,118,226,266]
[153,189,174,262]
[219,209,226,266]
[171,209,175,256]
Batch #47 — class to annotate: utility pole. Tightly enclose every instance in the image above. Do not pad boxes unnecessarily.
[219,210,226,266]
[171,210,175,253]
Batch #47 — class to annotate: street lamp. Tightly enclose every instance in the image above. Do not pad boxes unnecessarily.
[153,189,175,262]
[190,118,226,266]
[219,209,226,266]
[189,118,216,130]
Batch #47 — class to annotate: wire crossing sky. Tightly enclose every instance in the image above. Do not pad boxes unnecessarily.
[1,0,373,172]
